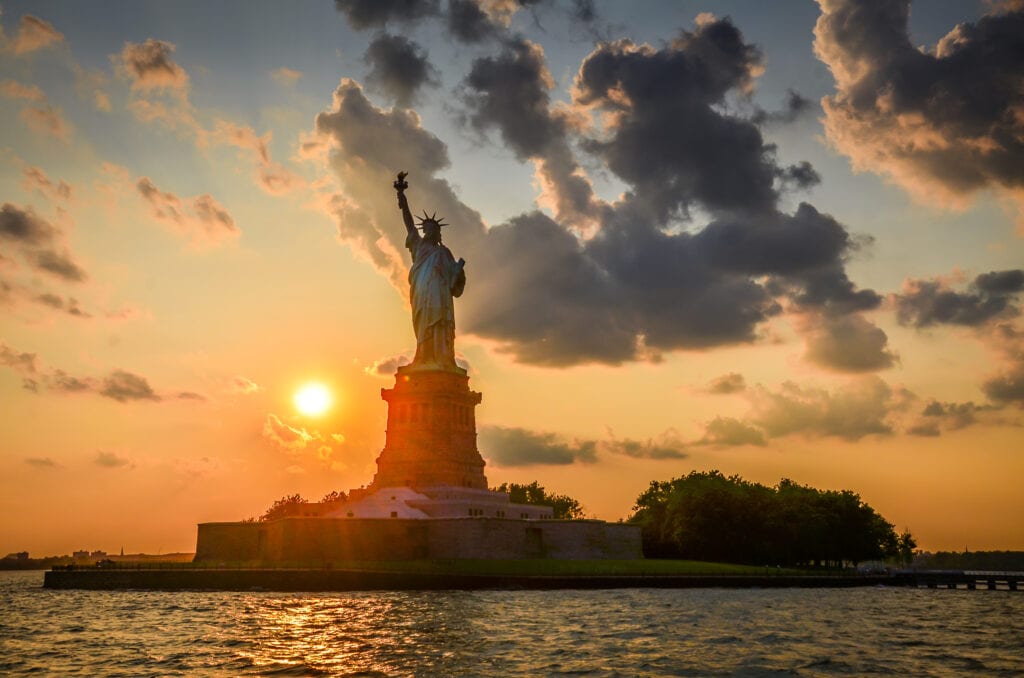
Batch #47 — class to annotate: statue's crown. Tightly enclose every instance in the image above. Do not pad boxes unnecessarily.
[416,211,448,229]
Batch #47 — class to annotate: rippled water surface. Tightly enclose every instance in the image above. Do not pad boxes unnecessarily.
[2,571,1022,676]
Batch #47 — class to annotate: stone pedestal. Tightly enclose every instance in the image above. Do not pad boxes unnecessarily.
[369,364,486,490]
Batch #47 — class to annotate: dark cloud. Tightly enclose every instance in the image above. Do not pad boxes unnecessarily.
[778,161,821,190]
[601,435,688,460]
[982,367,1024,404]
[0,203,56,246]
[99,370,161,402]
[894,270,1023,328]
[574,21,775,218]
[814,0,1024,222]
[94,450,131,468]
[447,0,498,43]
[976,269,1024,295]
[364,34,438,108]
[314,15,881,367]
[698,416,767,447]
[334,0,440,29]
[31,248,87,282]
[176,391,206,401]
[479,425,597,466]
[908,399,1003,435]
[804,314,898,373]
[0,203,88,282]
[751,89,814,126]
[463,38,563,160]
[922,400,988,429]
[460,37,600,227]
[706,372,746,394]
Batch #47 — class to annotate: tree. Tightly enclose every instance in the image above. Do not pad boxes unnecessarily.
[320,490,347,504]
[629,471,901,567]
[896,530,917,568]
[258,494,308,521]
[492,481,585,519]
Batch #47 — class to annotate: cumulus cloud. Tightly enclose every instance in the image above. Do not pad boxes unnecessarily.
[803,313,898,373]
[7,14,64,55]
[334,0,440,29]
[747,377,895,441]
[365,352,413,378]
[263,413,318,450]
[479,425,597,466]
[697,416,767,447]
[312,15,881,368]
[136,177,239,248]
[116,39,189,93]
[364,34,438,108]
[894,269,1023,327]
[813,0,1024,228]
[980,322,1024,405]
[706,372,746,394]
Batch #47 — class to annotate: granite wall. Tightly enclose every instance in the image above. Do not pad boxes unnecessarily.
[195,518,641,563]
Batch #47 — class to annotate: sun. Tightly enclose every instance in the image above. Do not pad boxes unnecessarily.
[294,382,332,417]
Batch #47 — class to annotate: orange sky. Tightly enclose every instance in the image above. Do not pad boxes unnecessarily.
[1,0,1022,556]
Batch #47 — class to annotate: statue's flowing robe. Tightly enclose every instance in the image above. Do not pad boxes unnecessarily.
[406,231,465,368]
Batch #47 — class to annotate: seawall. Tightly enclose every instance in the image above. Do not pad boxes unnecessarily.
[44,568,897,591]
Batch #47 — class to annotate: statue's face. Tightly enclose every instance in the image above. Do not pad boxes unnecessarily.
[423,222,441,243]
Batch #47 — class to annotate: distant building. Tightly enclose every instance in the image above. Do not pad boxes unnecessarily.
[3,551,29,560]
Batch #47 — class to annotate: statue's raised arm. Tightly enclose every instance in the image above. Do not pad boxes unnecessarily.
[392,171,466,372]
[394,171,415,236]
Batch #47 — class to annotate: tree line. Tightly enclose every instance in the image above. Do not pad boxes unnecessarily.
[629,470,915,567]
[249,483,583,521]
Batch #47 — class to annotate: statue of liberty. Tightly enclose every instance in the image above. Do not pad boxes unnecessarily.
[393,172,466,370]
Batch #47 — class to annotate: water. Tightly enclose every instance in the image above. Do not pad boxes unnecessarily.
[2,571,1022,676]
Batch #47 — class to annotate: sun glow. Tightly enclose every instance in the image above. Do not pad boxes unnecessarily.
[294,382,332,416]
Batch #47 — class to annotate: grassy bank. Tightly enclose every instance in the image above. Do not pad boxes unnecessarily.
[61,558,827,577]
